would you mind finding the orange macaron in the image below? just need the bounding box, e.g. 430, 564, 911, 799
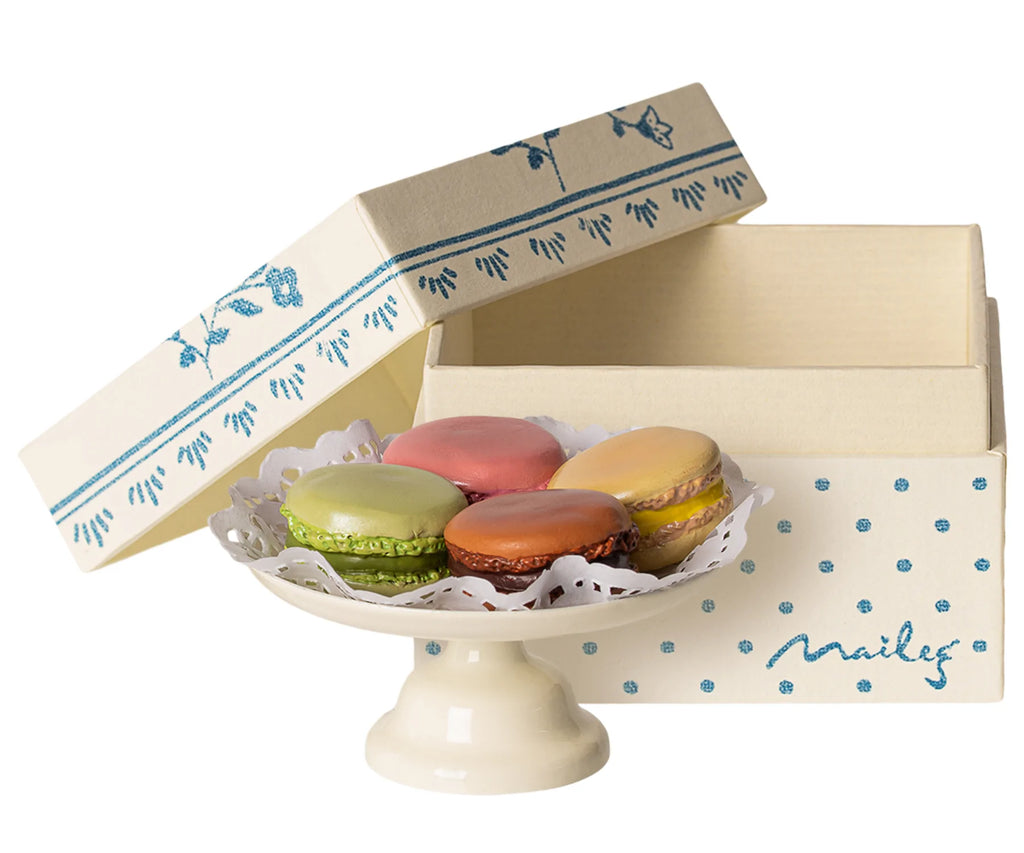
443, 489, 638, 592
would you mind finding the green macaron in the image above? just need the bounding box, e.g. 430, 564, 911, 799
281, 463, 468, 595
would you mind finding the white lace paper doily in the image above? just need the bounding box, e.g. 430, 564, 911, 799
209, 419, 773, 611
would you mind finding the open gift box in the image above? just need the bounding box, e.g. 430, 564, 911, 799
21, 83, 1004, 703
420, 223, 1005, 701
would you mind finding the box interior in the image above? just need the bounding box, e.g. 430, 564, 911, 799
422, 224, 990, 454
440, 225, 984, 369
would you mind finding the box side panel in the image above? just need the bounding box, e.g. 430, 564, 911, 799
20, 201, 426, 570
418, 362, 990, 454
985, 299, 1006, 695
967, 226, 988, 367
356, 84, 765, 325
524, 454, 1005, 702
468, 224, 979, 369
988, 298, 1005, 453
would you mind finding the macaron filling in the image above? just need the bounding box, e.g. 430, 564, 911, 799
628, 463, 724, 512
638, 490, 734, 549
630, 479, 728, 537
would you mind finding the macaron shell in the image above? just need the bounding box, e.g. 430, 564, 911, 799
283, 463, 468, 540
547, 427, 722, 506
382, 416, 566, 495
444, 489, 633, 560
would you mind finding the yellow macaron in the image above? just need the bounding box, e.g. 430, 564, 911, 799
547, 427, 733, 572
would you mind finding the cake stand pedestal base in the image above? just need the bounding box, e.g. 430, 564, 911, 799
365, 639, 608, 794
249, 570, 713, 793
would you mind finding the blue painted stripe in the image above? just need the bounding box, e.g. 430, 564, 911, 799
52, 142, 746, 521
54, 277, 394, 523
50, 272, 392, 516
395, 153, 743, 276
380, 139, 737, 264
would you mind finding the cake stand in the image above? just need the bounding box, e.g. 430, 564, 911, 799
252, 570, 708, 795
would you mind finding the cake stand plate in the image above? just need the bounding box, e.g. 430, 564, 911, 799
253, 571, 704, 794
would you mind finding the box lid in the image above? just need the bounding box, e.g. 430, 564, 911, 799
21, 82, 764, 571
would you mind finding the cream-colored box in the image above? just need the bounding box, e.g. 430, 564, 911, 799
418, 224, 1006, 701
20, 80, 1004, 702
20, 83, 762, 572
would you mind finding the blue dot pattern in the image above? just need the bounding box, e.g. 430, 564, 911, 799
582, 641, 598, 655
425, 641, 441, 656
552, 460, 1002, 703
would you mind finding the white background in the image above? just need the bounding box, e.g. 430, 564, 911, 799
1, 2, 1019, 851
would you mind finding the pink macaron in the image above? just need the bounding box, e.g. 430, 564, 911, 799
382, 416, 567, 503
